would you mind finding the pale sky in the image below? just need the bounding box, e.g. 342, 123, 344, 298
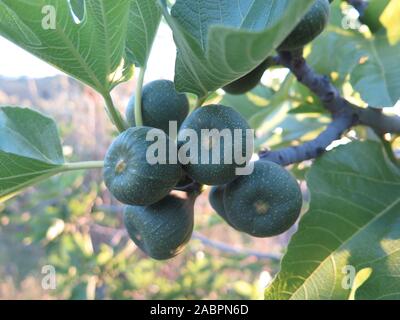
0, 23, 399, 113
0, 22, 176, 83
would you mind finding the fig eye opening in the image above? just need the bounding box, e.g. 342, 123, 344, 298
115, 159, 127, 174
254, 200, 270, 215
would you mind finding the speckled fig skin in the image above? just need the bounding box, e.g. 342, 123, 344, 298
224, 160, 302, 238
177, 105, 253, 186
126, 80, 189, 133
103, 126, 182, 206
123, 194, 195, 260
278, 0, 330, 51
209, 186, 226, 218
223, 58, 273, 95
209, 185, 239, 230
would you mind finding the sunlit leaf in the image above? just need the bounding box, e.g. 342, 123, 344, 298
0, 0, 160, 93
351, 33, 400, 107
0, 107, 98, 203
266, 141, 400, 300
160, 0, 316, 97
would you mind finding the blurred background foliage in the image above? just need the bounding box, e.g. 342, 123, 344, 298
0, 75, 288, 300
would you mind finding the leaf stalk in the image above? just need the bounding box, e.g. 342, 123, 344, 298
103, 93, 127, 133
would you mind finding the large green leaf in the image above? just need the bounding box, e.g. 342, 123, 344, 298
265, 141, 400, 300
125, 0, 161, 66
220, 85, 275, 128
361, 0, 391, 33
308, 29, 364, 86
307, 1, 400, 108
351, 32, 400, 108
0, 0, 160, 93
69, 0, 85, 21
160, 0, 316, 97
256, 114, 328, 151
308, 25, 400, 108
0, 106, 100, 203
379, 0, 400, 45
0, 106, 64, 202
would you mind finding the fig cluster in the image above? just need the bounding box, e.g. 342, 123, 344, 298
101, 0, 330, 260
103, 80, 303, 260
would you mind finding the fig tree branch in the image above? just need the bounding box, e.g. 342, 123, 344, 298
192, 232, 281, 261
276, 51, 400, 133
259, 114, 355, 166
260, 51, 400, 165
94, 205, 280, 261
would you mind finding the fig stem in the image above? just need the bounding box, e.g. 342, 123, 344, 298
194, 93, 209, 110
63, 161, 104, 171
134, 66, 146, 126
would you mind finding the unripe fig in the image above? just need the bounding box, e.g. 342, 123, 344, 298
104, 126, 182, 206
124, 194, 195, 260
224, 160, 302, 237
126, 80, 189, 133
